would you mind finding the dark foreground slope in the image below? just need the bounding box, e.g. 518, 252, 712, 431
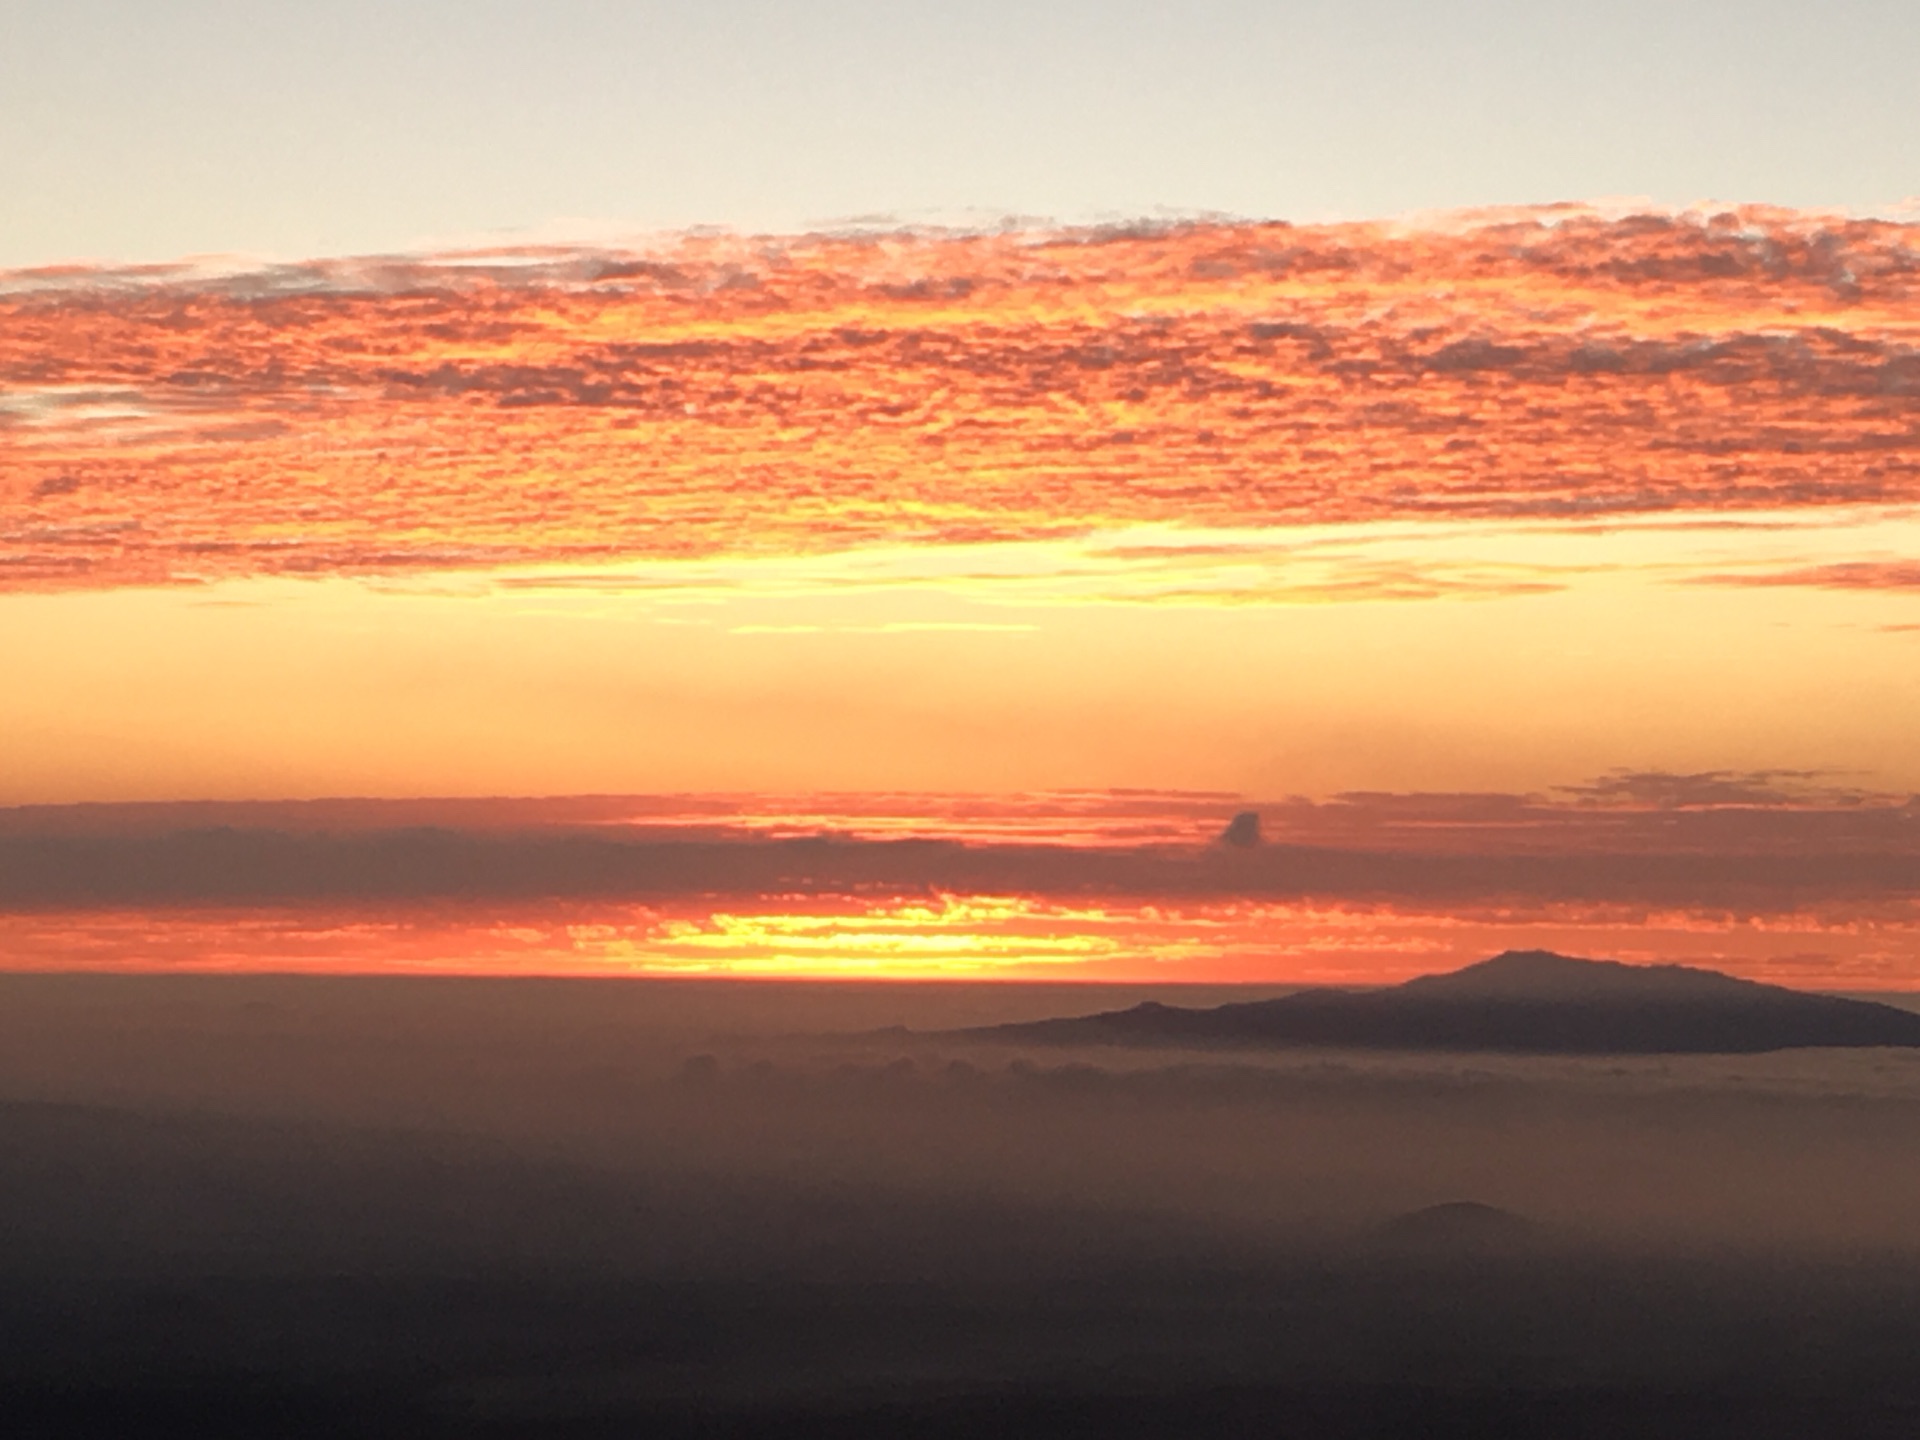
6, 1097, 1920, 1439
973, 950, 1920, 1054
8, 972, 1920, 1437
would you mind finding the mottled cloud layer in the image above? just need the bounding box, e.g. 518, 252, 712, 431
4, 207, 1917, 591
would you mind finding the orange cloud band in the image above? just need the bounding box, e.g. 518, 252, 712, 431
3, 897, 1916, 989
4, 208, 1917, 592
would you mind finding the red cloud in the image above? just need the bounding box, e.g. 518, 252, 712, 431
4, 208, 1918, 591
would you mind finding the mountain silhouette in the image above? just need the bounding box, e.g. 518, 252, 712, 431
1370, 1201, 1539, 1255
969, 950, 1920, 1055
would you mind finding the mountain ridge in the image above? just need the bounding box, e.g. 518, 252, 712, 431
964, 950, 1920, 1055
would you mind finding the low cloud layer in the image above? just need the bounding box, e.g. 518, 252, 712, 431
3, 782, 1917, 987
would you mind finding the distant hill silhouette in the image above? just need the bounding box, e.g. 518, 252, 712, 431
1370, 1202, 1539, 1256
968, 950, 1920, 1055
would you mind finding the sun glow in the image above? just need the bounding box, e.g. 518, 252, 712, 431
627, 897, 1138, 976
4, 889, 1918, 988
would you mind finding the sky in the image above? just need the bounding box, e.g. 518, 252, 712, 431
4, 0, 1918, 267
2, 2, 1918, 983
7, 214, 1919, 801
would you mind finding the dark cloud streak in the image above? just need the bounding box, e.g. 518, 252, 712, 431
3, 814, 1916, 915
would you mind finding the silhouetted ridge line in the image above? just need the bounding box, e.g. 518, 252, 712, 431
967, 950, 1920, 1055
1371, 1201, 1540, 1255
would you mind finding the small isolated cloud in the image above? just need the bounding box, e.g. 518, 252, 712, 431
1219, 812, 1263, 848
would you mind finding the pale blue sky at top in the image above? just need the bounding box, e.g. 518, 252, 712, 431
3, 0, 1917, 268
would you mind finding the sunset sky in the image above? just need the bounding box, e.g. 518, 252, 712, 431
3, 2, 1917, 984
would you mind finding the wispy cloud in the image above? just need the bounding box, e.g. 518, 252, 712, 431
1694, 560, 1920, 592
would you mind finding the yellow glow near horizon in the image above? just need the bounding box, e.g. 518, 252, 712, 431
623, 897, 1140, 976
4, 894, 1919, 988
2, 508, 1917, 805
